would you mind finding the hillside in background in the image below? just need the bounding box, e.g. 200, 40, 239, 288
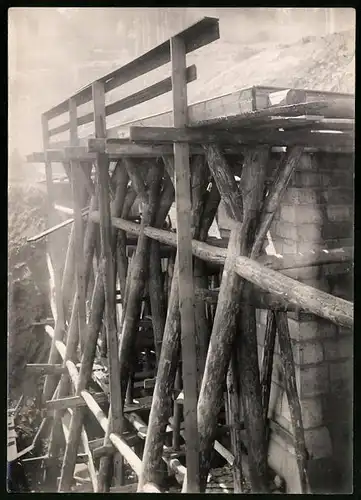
9, 8, 355, 181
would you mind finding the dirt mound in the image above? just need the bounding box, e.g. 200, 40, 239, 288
198, 29, 354, 99
101, 28, 355, 134
8, 182, 52, 397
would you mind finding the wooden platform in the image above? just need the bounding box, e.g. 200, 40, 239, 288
27, 86, 354, 163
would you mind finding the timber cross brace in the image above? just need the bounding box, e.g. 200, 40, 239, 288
24, 16, 354, 494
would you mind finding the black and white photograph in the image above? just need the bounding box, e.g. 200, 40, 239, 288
8, 7, 354, 493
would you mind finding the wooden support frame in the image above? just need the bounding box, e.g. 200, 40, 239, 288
89, 212, 353, 327
25, 14, 354, 494
171, 32, 200, 493
128, 125, 354, 149
92, 80, 125, 492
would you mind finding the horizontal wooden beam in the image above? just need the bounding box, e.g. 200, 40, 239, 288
26, 363, 65, 375
234, 256, 353, 328
90, 212, 354, 274
22, 453, 88, 464
45, 392, 108, 411
43, 17, 219, 120
89, 212, 353, 326
48, 65, 197, 137
92, 444, 114, 459
129, 125, 354, 149
27, 207, 89, 243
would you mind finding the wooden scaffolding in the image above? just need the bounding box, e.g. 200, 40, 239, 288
24, 17, 354, 493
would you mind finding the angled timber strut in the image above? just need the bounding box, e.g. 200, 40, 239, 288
24, 15, 354, 494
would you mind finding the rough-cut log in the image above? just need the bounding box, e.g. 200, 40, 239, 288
116, 186, 137, 301
97, 153, 125, 491
197, 146, 270, 492
172, 368, 182, 450
235, 256, 353, 328
234, 148, 270, 493
260, 311, 277, 424
71, 160, 87, 353
275, 312, 310, 493
45, 326, 148, 488
91, 212, 353, 274
61, 224, 76, 320
149, 169, 175, 364
57, 262, 105, 488
225, 352, 244, 492
191, 155, 211, 387
138, 155, 216, 491
117, 162, 161, 400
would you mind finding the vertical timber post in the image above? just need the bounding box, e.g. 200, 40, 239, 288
92, 80, 124, 491
170, 34, 200, 493
41, 113, 66, 403
69, 97, 87, 354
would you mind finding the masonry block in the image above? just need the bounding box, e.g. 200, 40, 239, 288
275, 221, 322, 242
288, 318, 318, 341
301, 397, 324, 429
304, 426, 332, 459
326, 205, 353, 222
296, 364, 329, 398
286, 265, 321, 281
282, 205, 323, 224
292, 339, 324, 365
321, 262, 353, 277
323, 337, 353, 361
291, 171, 321, 188
283, 188, 318, 205
337, 325, 353, 337
296, 241, 324, 254
296, 153, 315, 171
317, 318, 338, 339
301, 275, 331, 293
277, 392, 324, 430
267, 435, 301, 493
322, 188, 353, 206
328, 360, 353, 390
322, 220, 353, 241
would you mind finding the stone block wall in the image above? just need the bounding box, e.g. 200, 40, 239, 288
257, 152, 353, 493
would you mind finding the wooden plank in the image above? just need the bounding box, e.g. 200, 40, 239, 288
22, 453, 88, 464
45, 393, 108, 411
94, 81, 124, 493
44, 17, 218, 118
171, 34, 199, 494
71, 160, 87, 353
44, 328, 144, 486
48, 65, 197, 137
128, 125, 354, 149
26, 363, 65, 375
109, 91, 354, 141
27, 208, 89, 243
